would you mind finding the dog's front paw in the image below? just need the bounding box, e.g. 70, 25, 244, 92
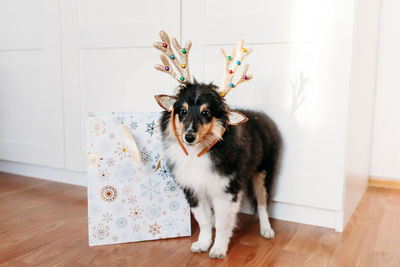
191, 240, 211, 253
209, 245, 227, 259
260, 227, 275, 239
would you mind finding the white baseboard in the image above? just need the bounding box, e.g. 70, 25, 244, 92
270, 202, 343, 232
0, 160, 343, 231
241, 198, 343, 231
0, 160, 87, 187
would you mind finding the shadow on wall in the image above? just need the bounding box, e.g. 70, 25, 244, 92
290, 71, 309, 113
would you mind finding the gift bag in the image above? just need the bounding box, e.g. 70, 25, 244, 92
87, 112, 191, 246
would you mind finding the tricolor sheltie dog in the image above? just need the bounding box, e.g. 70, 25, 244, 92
159, 81, 282, 259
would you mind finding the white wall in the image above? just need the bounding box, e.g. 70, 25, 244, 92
370, 0, 400, 181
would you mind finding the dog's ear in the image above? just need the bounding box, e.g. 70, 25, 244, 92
154, 94, 177, 112
228, 110, 248, 126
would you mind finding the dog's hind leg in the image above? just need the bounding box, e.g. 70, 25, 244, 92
253, 171, 275, 239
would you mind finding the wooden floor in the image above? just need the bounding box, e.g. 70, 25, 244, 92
1, 172, 399, 267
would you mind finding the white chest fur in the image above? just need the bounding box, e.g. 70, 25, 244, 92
163, 141, 229, 198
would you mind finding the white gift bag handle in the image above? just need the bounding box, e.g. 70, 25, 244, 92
121, 124, 162, 173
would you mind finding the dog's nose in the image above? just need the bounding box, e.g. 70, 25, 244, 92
184, 133, 196, 143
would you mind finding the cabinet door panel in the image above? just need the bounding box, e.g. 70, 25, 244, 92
0, 0, 64, 168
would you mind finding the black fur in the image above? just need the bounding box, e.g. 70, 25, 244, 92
160, 81, 282, 209
182, 188, 198, 207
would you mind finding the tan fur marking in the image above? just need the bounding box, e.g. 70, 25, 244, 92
197, 117, 214, 142
200, 104, 208, 113
202, 118, 225, 146
253, 171, 267, 206
178, 119, 185, 140
183, 103, 189, 110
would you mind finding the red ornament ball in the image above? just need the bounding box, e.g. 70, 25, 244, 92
162, 43, 168, 48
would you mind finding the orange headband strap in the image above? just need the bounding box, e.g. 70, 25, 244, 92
171, 108, 188, 156
197, 120, 228, 157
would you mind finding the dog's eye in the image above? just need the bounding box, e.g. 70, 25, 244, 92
179, 108, 187, 116
201, 110, 210, 117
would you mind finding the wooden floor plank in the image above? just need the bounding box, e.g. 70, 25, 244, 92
1, 172, 400, 266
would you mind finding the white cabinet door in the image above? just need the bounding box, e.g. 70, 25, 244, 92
182, 0, 355, 210
61, 0, 181, 171
0, 0, 64, 168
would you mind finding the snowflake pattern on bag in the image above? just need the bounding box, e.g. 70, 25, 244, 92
87, 112, 191, 246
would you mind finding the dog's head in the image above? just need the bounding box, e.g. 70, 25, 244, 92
156, 82, 248, 148
174, 82, 227, 145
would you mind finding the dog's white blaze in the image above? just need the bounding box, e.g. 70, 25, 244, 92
186, 122, 193, 132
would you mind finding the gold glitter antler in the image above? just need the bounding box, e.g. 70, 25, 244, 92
153, 31, 192, 84
220, 39, 253, 97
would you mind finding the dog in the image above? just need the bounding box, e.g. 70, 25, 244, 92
159, 81, 282, 259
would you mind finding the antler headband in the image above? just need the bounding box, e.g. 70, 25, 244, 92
153, 31, 192, 84
153, 31, 252, 157
219, 39, 253, 97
